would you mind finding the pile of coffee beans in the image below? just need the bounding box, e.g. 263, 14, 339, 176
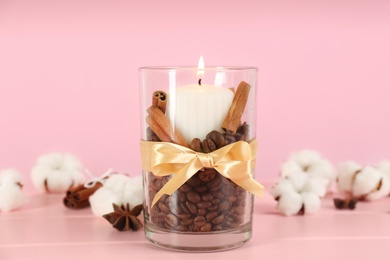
145, 124, 251, 232
146, 169, 248, 232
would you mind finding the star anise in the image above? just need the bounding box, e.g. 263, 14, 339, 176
102, 203, 144, 231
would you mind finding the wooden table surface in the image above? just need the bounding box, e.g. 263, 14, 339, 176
1, 187, 390, 260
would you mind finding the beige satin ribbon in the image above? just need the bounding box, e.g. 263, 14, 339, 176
140, 139, 264, 207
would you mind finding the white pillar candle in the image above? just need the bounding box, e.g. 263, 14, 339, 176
168, 84, 234, 144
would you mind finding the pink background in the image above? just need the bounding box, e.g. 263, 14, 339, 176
1, 0, 390, 189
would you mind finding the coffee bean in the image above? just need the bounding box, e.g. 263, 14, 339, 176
201, 192, 213, 201
194, 185, 208, 193
213, 191, 225, 199
176, 225, 189, 232
207, 176, 222, 190
179, 183, 192, 192
190, 138, 203, 152
200, 223, 212, 232
197, 208, 207, 215
206, 211, 218, 222
198, 169, 216, 182
197, 201, 212, 209
202, 139, 216, 153
222, 186, 235, 196
218, 201, 231, 212
180, 218, 193, 226
178, 192, 186, 202
213, 224, 223, 231
185, 201, 198, 214
187, 175, 201, 186
211, 198, 220, 205
158, 202, 170, 214
180, 202, 191, 214
234, 205, 246, 215
165, 214, 179, 228
186, 191, 201, 204
194, 216, 206, 227
208, 205, 218, 211
206, 130, 225, 148
175, 213, 192, 219
212, 214, 225, 225
155, 212, 167, 223
228, 196, 237, 203
223, 134, 236, 145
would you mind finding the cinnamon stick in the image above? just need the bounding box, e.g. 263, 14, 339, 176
72, 182, 103, 201
146, 106, 189, 147
63, 183, 102, 209
221, 81, 251, 134
152, 91, 167, 114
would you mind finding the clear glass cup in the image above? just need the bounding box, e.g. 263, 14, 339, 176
139, 66, 258, 252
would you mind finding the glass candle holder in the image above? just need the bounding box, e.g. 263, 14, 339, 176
139, 65, 262, 252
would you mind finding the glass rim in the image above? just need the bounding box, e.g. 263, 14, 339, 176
139, 66, 258, 71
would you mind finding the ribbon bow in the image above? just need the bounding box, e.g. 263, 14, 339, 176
140, 139, 264, 207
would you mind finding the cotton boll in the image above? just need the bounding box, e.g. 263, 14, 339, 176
31, 153, 84, 193
276, 190, 303, 216
89, 188, 122, 216
104, 174, 132, 193
31, 165, 50, 191
45, 170, 74, 193
0, 169, 27, 212
0, 185, 27, 212
285, 171, 308, 192
352, 166, 382, 199
306, 159, 335, 183
0, 169, 23, 185
281, 150, 335, 192
337, 161, 362, 193
301, 192, 321, 214
89, 174, 145, 217
122, 176, 144, 208
303, 177, 329, 197
376, 160, 390, 181
280, 160, 302, 177
269, 179, 295, 199
288, 150, 322, 169
361, 172, 390, 201
36, 153, 82, 172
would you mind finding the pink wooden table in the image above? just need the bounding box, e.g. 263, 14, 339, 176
1, 187, 390, 260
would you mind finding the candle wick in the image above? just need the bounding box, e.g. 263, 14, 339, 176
198, 78, 202, 86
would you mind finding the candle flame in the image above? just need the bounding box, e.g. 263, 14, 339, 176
197, 56, 205, 79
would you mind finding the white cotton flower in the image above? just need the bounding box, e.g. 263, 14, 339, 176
31, 153, 84, 193
289, 149, 322, 168
271, 172, 326, 216
337, 161, 362, 193
0, 169, 27, 212
104, 174, 132, 193
280, 149, 335, 191
269, 178, 295, 199
352, 166, 390, 200
303, 177, 329, 198
89, 188, 122, 216
276, 190, 303, 216
122, 175, 144, 209
301, 192, 321, 214
285, 171, 309, 192
376, 160, 390, 183
89, 174, 144, 217
280, 160, 302, 175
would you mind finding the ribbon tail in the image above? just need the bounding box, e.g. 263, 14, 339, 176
151, 158, 203, 207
